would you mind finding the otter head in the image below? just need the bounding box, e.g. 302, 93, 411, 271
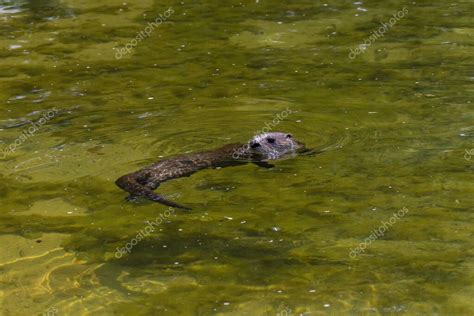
248, 132, 305, 160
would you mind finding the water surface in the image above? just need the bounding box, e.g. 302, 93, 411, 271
0, 0, 473, 315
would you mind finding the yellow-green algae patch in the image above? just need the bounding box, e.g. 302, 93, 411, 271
14, 197, 87, 217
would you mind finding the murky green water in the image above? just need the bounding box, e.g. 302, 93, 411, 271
1, 0, 473, 315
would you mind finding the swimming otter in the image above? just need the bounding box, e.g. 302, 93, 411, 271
115, 132, 305, 210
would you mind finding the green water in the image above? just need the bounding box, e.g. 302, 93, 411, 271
0, 0, 473, 315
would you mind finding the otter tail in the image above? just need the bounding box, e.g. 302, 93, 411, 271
115, 174, 191, 210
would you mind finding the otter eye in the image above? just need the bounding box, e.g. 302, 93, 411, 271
286, 134, 292, 138
250, 142, 261, 148
267, 138, 275, 143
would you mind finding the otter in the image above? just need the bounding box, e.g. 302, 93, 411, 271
115, 132, 305, 210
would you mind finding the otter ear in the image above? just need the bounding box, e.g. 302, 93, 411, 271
250, 141, 261, 148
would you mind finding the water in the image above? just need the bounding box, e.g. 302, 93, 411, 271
0, 0, 473, 315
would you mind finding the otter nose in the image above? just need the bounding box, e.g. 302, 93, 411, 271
250, 141, 261, 148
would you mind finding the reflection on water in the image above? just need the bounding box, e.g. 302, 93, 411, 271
0, 3, 22, 15
0, 0, 473, 315
0, 0, 74, 19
